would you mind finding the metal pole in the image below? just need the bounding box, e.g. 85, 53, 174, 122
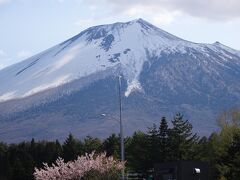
118, 75, 125, 180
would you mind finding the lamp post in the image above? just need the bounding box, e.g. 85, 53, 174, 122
118, 75, 125, 180
101, 75, 125, 179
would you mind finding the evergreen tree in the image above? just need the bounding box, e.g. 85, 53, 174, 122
195, 136, 210, 161
0, 142, 8, 179
44, 142, 62, 163
83, 136, 102, 154
8, 142, 34, 180
103, 133, 119, 158
29, 138, 36, 167
125, 131, 149, 175
213, 124, 240, 180
63, 133, 83, 162
225, 133, 240, 179
147, 123, 160, 165
169, 113, 198, 160
54, 140, 63, 160
158, 117, 170, 162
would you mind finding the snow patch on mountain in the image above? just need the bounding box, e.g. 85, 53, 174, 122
0, 91, 16, 102
125, 79, 143, 97
23, 75, 71, 97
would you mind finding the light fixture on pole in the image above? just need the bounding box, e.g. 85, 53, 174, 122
100, 75, 125, 179
118, 75, 125, 180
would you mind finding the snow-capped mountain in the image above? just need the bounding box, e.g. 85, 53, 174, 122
0, 19, 240, 142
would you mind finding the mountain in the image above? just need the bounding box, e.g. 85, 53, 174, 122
0, 18, 240, 142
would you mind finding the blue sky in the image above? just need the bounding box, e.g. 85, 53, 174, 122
0, 0, 240, 69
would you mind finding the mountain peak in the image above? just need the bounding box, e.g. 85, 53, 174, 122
130, 18, 146, 23
128, 18, 157, 29
64, 18, 180, 46
213, 41, 223, 46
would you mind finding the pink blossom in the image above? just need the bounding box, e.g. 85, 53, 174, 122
34, 152, 125, 180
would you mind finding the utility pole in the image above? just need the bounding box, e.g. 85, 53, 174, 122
118, 75, 125, 180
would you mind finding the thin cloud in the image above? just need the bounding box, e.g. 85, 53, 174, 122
119, 4, 182, 25
57, 0, 65, 3
0, 64, 4, 70
102, 0, 240, 21
0, 0, 11, 5
0, 49, 12, 70
0, 49, 6, 56
74, 18, 95, 28
17, 50, 32, 60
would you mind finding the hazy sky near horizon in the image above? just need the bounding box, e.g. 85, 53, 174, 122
0, 0, 239, 69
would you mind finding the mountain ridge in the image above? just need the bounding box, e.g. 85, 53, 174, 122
0, 19, 239, 142
1, 18, 239, 102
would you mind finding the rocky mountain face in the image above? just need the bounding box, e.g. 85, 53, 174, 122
0, 19, 240, 142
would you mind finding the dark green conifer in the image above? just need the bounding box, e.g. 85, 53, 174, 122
103, 133, 119, 158
158, 117, 170, 162
169, 113, 198, 160
62, 133, 81, 161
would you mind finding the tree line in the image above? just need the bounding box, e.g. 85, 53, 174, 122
0, 111, 240, 180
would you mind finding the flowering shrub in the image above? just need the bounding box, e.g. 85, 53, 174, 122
34, 152, 124, 180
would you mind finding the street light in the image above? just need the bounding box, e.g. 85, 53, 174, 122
118, 75, 125, 180
101, 75, 125, 180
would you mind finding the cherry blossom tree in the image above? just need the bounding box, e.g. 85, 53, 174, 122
34, 152, 124, 180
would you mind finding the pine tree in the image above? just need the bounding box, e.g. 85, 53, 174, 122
103, 133, 119, 158
147, 123, 160, 165
158, 117, 170, 162
169, 113, 198, 160
225, 133, 240, 179
0, 142, 8, 179
63, 133, 82, 162
54, 140, 62, 160
30, 138, 36, 165
217, 131, 240, 180
83, 136, 102, 154
125, 131, 149, 175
